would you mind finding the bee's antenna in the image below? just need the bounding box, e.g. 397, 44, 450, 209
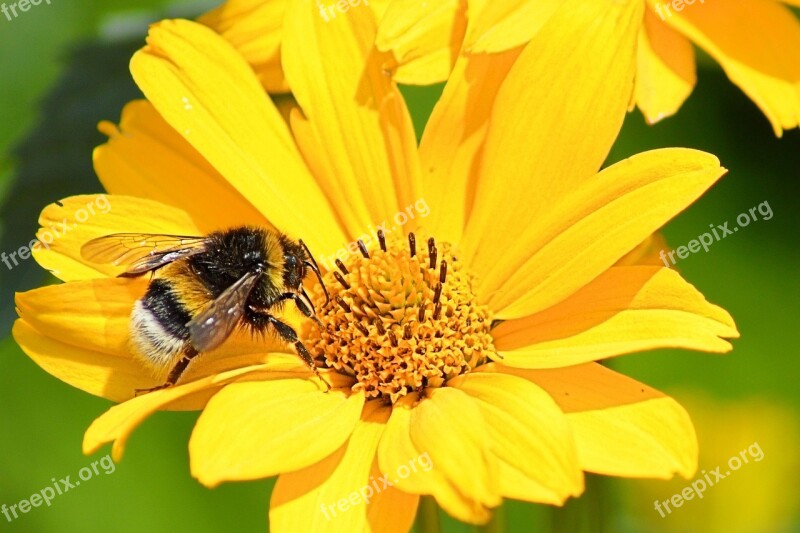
299, 239, 330, 306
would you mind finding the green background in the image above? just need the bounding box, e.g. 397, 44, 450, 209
1, 1, 798, 531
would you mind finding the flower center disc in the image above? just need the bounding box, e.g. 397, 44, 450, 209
306, 232, 496, 403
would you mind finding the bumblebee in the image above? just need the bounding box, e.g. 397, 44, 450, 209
81, 226, 329, 395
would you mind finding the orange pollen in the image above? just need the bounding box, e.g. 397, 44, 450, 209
306, 232, 498, 403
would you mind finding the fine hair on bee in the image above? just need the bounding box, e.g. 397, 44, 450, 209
81, 226, 330, 395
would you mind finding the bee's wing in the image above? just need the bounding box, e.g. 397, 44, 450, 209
81, 233, 208, 277
186, 270, 261, 352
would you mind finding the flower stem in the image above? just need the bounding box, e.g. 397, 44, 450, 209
415, 496, 441, 533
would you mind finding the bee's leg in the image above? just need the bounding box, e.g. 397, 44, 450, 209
265, 314, 330, 391
134, 345, 200, 396
276, 292, 322, 327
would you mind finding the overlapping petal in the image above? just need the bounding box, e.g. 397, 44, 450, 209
375, 0, 466, 85
449, 372, 584, 503
283, 0, 421, 243
476, 149, 726, 320
270, 402, 417, 532
500, 363, 698, 478
635, 6, 696, 124
190, 379, 364, 487
198, 0, 289, 93
462, 0, 642, 285
494, 265, 738, 368
130, 19, 346, 253
94, 100, 268, 231
31, 195, 200, 282
653, 0, 800, 136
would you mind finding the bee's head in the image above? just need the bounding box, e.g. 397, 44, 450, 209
282, 238, 329, 306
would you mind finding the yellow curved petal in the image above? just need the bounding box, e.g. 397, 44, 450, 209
418, 47, 521, 244
464, 0, 561, 54
497, 363, 698, 479
494, 265, 738, 368
12, 319, 149, 402
635, 6, 696, 124
189, 380, 364, 487
270, 402, 401, 532
653, 0, 800, 136
283, 0, 421, 244
377, 396, 490, 523
130, 19, 345, 253
409, 387, 500, 522
615, 233, 670, 266
31, 194, 200, 282
365, 461, 420, 533
449, 372, 583, 503
462, 0, 643, 290
83, 363, 275, 461
16, 277, 146, 357
198, 0, 289, 93
94, 100, 268, 231
375, 0, 466, 85
477, 148, 726, 320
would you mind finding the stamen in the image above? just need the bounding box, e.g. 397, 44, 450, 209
433, 301, 442, 320
357, 240, 370, 258
335, 296, 351, 313
355, 322, 369, 336
335, 259, 349, 275
418, 305, 426, 321
439, 260, 447, 283
433, 282, 443, 305
387, 330, 398, 347
408, 233, 416, 257
428, 237, 437, 269
375, 319, 386, 335
377, 229, 387, 251
333, 271, 350, 290
403, 323, 412, 340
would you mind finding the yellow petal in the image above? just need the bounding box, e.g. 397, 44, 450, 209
499, 363, 698, 479
283, 0, 421, 242
409, 387, 500, 522
653, 0, 800, 136
16, 277, 146, 357
450, 372, 583, 504
476, 148, 726, 319
365, 460, 420, 533
419, 48, 522, 244
12, 319, 149, 402
94, 100, 268, 231
130, 19, 345, 253
31, 195, 200, 281
190, 380, 364, 487
377, 396, 489, 523
494, 265, 738, 368
464, 0, 562, 53
198, 0, 289, 93
375, 0, 466, 85
270, 402, 405, 532
462, 0, 643, 292
635, 6, 696, 124
615, 233, 670, 266
83, 363, 275, 461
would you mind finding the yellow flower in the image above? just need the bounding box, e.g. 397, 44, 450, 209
14, 0, 739, 529
379, 0, 800, 135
